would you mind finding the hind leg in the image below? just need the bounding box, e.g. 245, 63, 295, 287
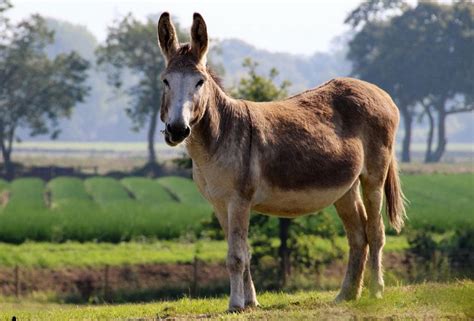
360, 145, 393, 298
334, 180, 368, 301
360, 174, 386, 299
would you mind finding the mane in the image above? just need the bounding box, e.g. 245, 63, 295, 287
207, 67, 225, 92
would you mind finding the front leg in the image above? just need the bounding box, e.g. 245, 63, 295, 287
215, 204, 258, 309
226, 200, 251, 312
243, 245, 259, 307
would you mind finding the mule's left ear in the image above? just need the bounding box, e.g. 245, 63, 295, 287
191, 13, 208, 65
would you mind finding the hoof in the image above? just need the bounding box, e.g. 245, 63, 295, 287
334, 291, 358, 303
227, 305, 245, 313
245, 300, 260, 308
370, 290, 383, 299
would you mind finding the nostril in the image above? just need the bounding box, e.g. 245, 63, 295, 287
166, 123, 172, 132
184, 126, 191, 136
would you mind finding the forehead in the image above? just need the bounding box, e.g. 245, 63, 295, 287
164, 62, 203, 79
163, 44, 206, 76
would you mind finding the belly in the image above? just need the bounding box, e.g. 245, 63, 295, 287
251, 183, 352, 218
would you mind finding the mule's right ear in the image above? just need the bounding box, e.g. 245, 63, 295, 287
157, 12, 179, 62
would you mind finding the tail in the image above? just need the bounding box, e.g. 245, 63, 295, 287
384, 155, 407, 233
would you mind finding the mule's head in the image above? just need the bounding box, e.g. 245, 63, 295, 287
158, 12, 211, 146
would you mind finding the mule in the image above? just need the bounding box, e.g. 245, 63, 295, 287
157, 12, 406, 311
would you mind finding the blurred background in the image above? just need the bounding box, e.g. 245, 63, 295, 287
0, 0, 472, 305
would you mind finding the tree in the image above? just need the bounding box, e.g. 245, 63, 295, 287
346, 0, 416, 162
346, 0, 474, 162
97, 14, 187, 168
233, 58, 292, 286
0, 12, 90, 178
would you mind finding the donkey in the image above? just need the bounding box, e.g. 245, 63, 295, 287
157, 12, 406, 311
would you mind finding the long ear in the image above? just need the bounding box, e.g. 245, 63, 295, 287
157, 12, 179, 62
191, 13, 208, 65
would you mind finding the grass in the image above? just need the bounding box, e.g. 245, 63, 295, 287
0, 235, 407, 268
0, 241, 227, 268
402, 173, 474, 231
0, 179, 8, 193
0, 281, 472, 320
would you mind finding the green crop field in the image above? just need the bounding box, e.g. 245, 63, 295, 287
0, 176, 213, 243
121, 177, 176, 203
0, 174, 471, 243
0, 281, 472, 320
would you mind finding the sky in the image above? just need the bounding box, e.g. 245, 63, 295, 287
6, 0, 363, 56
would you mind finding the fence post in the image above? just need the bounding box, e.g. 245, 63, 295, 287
104, 265, 110, 301
14, 266, 19, 297
191, 255, 199, 297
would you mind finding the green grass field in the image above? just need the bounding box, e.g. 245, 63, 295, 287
0, 281, 472, 320
0, 173, 471, 243
0, 235, 409, 268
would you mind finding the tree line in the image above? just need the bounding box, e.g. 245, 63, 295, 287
346, 0, 473, 162
1, 0, 473, 179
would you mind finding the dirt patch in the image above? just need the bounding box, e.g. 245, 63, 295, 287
0, 253, 415, 303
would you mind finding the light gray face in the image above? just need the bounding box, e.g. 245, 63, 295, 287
161, 71, 206, 146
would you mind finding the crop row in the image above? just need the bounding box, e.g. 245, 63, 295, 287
0, 173, 471, 243
0, 176, 212, 243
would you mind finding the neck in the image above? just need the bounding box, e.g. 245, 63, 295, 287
186, 80, 248, 163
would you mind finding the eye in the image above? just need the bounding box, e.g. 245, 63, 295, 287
196, 79, 204, 88
163, 79, 169, 87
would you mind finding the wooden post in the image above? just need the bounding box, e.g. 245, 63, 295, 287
104, 265, 110, 301
191, 256, 199, 297
14, 266, 19, 297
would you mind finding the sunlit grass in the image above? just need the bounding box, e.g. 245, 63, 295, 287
0, 281, 471, 320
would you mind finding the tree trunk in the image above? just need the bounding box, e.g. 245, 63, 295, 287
278, 218, 291, 288
428, 109, 447, 163
0, 127, 15, 179
147, 107, 159, 164
0, 139, 13, 179
401, 111, 412, 163
424, 104, 435, 163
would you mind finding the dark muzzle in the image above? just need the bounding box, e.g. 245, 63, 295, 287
164, 122, 191, 146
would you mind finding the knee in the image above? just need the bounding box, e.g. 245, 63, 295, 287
348, 227, 368, 247
227, 253, 245, 274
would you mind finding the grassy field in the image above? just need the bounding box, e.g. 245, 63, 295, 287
0, 173, 471, 243
0, 281, 472, 320
0, 235, 409, 268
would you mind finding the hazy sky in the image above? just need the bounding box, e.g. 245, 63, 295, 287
6, 0, 363, 55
